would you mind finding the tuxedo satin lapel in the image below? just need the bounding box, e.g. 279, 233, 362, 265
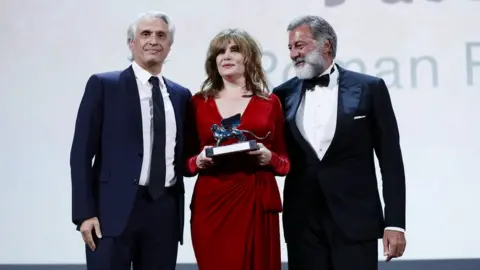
285, 81, 303, 122
323, 65, 363, 160
163, 78, 182, 137
285, 80, 318, 159
123, 66, 143, 143
339, 71, 362, 115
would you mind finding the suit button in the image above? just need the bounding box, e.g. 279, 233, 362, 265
138, 152, 143, 157
133, 179, 139, 184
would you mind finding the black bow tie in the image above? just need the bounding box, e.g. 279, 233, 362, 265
304, 66, 335, 90
304, 74, 330, 88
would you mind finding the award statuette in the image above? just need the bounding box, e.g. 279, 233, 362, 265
205, 113, 270, 158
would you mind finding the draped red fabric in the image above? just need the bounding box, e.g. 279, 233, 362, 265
184, 93, 290, 270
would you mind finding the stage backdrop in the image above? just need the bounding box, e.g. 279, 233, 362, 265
0, 0, 479, 266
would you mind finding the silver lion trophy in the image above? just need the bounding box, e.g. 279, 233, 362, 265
205, 113, 271, 158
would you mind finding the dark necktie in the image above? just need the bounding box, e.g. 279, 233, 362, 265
147, 76, 166, 200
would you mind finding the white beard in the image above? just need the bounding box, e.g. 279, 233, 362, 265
293, 50, 326, 79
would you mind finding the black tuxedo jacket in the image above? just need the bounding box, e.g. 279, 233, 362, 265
273, 64, 406, 242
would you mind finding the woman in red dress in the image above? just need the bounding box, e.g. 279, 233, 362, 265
184, 28, 290, 270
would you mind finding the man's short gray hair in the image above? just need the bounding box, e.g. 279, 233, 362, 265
127, 11, 175, 61
287, 15, 337, 58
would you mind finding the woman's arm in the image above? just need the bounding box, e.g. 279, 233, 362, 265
266, 94, 290, 176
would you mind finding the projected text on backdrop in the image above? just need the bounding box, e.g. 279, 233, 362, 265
263, 42, 480, 88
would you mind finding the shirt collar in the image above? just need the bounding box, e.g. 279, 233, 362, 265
320, 61, 335, 76
131, 61, 165, 89
320, 61, 338, 88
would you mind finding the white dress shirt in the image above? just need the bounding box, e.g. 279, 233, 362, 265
295, 62, 405, 233
132, 61, 177, 187
295, 63, 338, 160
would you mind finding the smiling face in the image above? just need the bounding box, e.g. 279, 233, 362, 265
200, 29, 270, 98
215, 41, 245, 80
288, 24, 330, 79
129, 17, 171, 71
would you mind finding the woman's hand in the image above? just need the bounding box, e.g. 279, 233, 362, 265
248, 143, 272, 166
196, 146, 214, 169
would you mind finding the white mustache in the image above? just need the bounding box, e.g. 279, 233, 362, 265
294, 57, 305, 64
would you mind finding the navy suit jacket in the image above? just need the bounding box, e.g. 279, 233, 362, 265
70, 65, 191, 244
273, 64, 406, 242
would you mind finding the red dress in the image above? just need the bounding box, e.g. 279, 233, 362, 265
185, 93, 290, 270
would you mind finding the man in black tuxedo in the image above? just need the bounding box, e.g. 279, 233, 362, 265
70, 11, 191, 269
273, 15, 407, 270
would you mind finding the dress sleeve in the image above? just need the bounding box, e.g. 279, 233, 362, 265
184, 96, 201, 176
267, 94, 290, 176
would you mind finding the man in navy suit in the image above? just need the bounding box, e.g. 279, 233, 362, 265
273, 15, 407, 270
70, 11, 191, 270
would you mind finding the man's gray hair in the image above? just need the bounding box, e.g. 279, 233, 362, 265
127, 11, 175, 61
287, 15, 337, 58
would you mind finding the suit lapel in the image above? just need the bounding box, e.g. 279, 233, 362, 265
122, 66, 143, 144
322, 65, 363, 160
285, 80, 318, 160
337, 65, 362, 115
163, 78, 182, 141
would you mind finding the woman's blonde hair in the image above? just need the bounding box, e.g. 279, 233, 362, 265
199, 28, 270, 98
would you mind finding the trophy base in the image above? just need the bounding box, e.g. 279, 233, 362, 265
205, 140, 258, 158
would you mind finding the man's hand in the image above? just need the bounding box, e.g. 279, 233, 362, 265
80, 217, 102, 251
383, 230, 406, 262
